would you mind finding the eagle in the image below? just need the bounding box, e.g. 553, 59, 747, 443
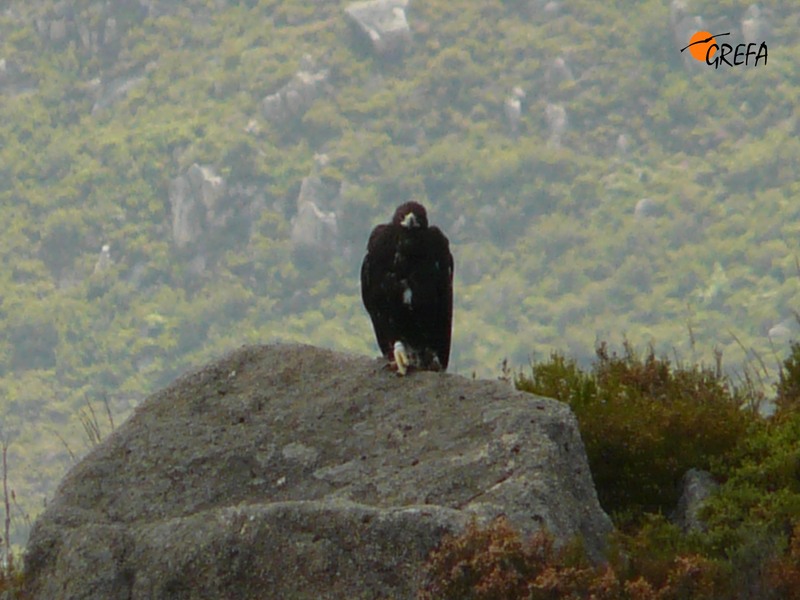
360, 202, 453, 375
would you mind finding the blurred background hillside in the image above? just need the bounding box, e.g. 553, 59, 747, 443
0, 0, 797, 547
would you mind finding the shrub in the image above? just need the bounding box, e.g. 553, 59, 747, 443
419, 517, 545, 600
418, 517, 611, 600
776, 341, 800, 415
698, 409, 800, 595
516, 342, 751, 518
0, 554, 26, 599
419, 517, 729, 600
765, 521, 800, 600
511, 340, 800, 597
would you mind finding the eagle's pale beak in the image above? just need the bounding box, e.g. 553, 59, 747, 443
400, 212, 418, 228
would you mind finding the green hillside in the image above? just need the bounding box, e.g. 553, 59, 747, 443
0, 0, 797, 547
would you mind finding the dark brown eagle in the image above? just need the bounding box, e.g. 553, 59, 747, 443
360, 202, 453, 374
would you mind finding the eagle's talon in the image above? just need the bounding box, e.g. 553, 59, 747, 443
393, 341, 409, 376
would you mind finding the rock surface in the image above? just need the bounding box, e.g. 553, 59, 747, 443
168, 163, 227, 249
545, 102, 568, 147
290, 175, 340, 254
24, 343, 612, 599
260, 55, 330, 124
671, 468, 719, 533
345, 0, 412, 57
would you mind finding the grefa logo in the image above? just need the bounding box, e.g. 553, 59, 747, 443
681, 31, 768, 69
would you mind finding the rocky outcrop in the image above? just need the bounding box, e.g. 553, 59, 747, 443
769, 318, 800, 342
741, 4, 770, 44
24, 344, 612, 599
634, 197, 662, 219
670, 0, 707, 68
168, 163, 227, 249
345, 0, 412, 57
290, 174, 340, 254
92, 244, 112, 275
32, 1, 148, 54
545, 102, 568, 147
671, 468, 719, 533
503, 86, 526, 138
91, 74, 147, 115
260, 55, 330, 124
546, 56, 574, 90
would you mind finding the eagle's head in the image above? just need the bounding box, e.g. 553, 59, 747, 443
392, 202, 428, 229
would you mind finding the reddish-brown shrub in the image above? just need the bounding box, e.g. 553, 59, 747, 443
419, 518, 731, 600
765, 522, 800, 599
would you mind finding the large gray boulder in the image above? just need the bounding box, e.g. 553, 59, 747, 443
24, 344, 612, 599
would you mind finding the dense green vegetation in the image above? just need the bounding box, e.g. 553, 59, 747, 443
420, 344, 800, 599
516, 342, 753, 518
0, 0, 797, 562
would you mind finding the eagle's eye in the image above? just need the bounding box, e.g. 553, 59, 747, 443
400, 212, 419, 228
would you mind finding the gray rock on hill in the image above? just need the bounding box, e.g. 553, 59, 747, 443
290, 174, 340, 254
24, 344, 612, 599
260, 62, 330, 124
168, 163, 227, 250
345, 0, 412, 57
